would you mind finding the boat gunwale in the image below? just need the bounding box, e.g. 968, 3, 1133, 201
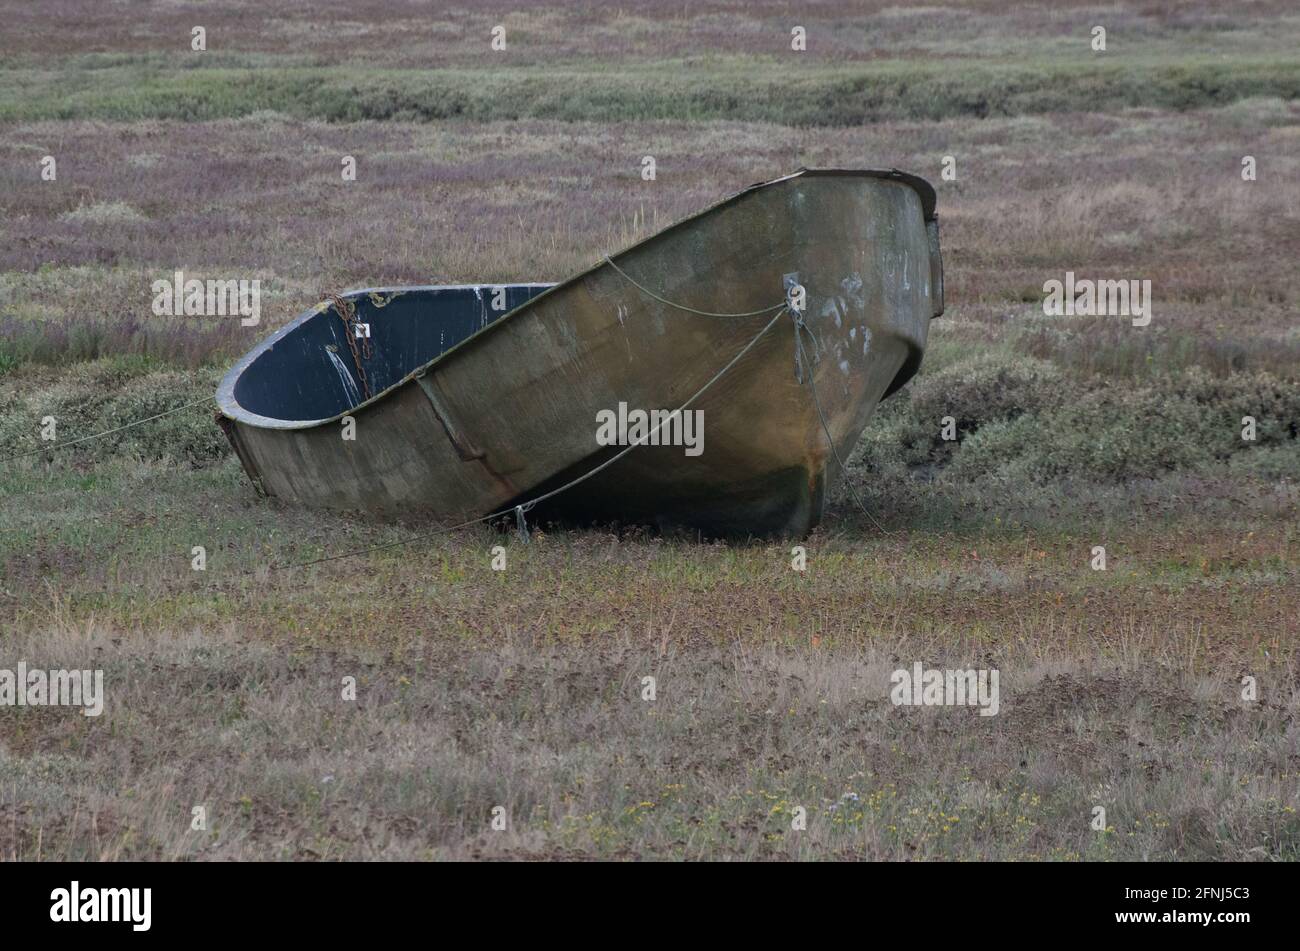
216, 167, 937, 431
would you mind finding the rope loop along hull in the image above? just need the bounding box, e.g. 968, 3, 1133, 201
216, 169, 942, 538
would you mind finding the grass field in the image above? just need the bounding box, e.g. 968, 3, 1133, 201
0, 0, 1297, 860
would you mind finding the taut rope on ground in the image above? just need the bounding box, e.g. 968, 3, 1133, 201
0, 397, 214, 465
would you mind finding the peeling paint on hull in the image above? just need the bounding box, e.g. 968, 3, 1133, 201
216, 168, 943, 538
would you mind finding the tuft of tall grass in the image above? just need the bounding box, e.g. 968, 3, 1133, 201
859, 353, 1300, 490
0, 358, 225, 465
0, 313, 248, 373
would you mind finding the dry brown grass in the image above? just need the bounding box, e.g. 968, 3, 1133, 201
3, 616, 1297, 861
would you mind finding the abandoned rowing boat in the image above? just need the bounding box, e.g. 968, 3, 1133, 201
216, 168, 943, 537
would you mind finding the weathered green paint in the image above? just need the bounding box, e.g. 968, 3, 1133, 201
217, 168, 942, 537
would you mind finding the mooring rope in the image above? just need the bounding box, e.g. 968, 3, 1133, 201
269, 306, 788, 571
0, 397, 214, 464
603, 256, 789, 319
607, 253, 894, 533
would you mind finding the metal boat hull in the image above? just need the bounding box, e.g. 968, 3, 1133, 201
217, 168, 943, 538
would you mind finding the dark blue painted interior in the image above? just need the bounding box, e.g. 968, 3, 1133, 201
232, 284, 552, 422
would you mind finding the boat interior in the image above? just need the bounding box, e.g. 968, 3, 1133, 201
228, 284, 553, 423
